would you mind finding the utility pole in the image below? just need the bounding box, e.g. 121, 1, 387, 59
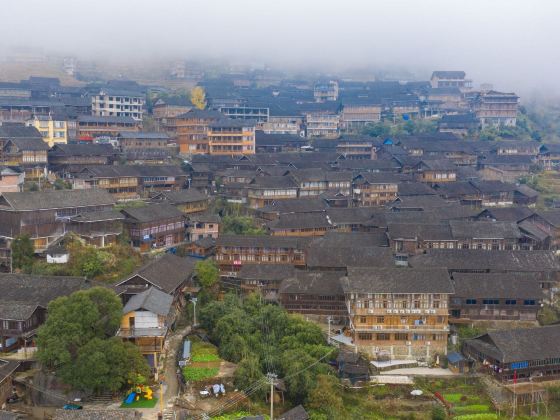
327, 316, 332, 344
267, 372, 277, 420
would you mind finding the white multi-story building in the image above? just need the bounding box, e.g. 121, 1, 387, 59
91, 88, 145, 121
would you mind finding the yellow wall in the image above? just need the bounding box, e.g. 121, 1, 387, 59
30, 117, 68, 147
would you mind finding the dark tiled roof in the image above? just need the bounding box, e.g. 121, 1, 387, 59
398, 182, 436, 196
217, 235, 312, 249
52, 409, 141, 420
410, 249, 560, 272
342, 267, 453, 294
279, 271, 344, 295
118, 131, 169, 140
121, 203, 184, 223
470, 180, 517, 193
5, 137, 49, 151
78, 115, 137, 124
306, 246, 394, 269
278, 405, 309, 420
0, 274, 91, 308
151, 189, 208, 204
449, 220, 521, 239
248, 176, 298, 189
387, 223, 453, 241
268, 213, 332, 230
534, 210, 560, 227
476, 207, 534, 223
0, 124, 42, 138
118, 254, 197, 294
431, 71, 466, 79
259, 198, 327, 215
175, 109, 223, 120
0, 189, 115, 211
49, 143, 116, 156
451, 272, 544, 299
0, 302, 39, 321
315, 231, 388, 248
122, 287, 173, 316
238, 264, 295, 281
71, 209, 124, 222
466, 325, 560, 363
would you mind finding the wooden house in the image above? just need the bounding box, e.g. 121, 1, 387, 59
463, 325, 560, 383
352, 173, 401, 207
1, 137, 48, 180
341, 267, 453, 360
121, 203, 185, 252
246, 176, 298, 208
279, 271, 346, 319
118, 287, 173, 370
0, 274, 91, 351
150, 189, 209, 214
0, 189, 115, 251
115, 254, 197, 305
450, 272, 543, 322
215, 235, 311, 273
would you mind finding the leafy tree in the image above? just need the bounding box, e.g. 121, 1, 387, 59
11, 234, 35, 271
190, 86, 207, 110
234, 354, 266, 399
222, 215, 265, 235
36, 287, 147, 393
28, 182, 39, 192
220, 334, 250, 363
71, 338, 150, 393
53, 179, 71, 190
281, 349, 318, 404
431, 405, 446, 420
538, 304, 560, 325
195, 259, 220, 289
306, 374, 344, 418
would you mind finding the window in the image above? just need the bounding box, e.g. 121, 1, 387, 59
376, 333, 390, 341
524, 300, 536, 306
358, 332, 372, 341
394, 333, 408, 341
376, 316, 385, 323
466, 299, 477, 305
360, 316, 367, 324
483, 299, 499, 305
505, 299, 517, 305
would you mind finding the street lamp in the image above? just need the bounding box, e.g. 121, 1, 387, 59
191, 297, 198, 327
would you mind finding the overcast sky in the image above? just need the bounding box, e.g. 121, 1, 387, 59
2, 0, 559, 95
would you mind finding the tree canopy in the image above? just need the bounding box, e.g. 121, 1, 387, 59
190, 86, 207, 110
195, 259, 220, 289
199, 294, 334, 404
11, 234, 34, 271
37, 287, 149, 393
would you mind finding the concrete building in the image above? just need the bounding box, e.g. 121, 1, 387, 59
91, 88, 145, 121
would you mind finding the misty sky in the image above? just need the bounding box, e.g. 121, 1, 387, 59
2, 0, 560, 94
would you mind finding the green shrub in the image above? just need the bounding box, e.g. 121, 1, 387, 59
443, 393, 463, 403
182, 366, 219, 381
453, 414, 497, 420
453, 405, 490, 415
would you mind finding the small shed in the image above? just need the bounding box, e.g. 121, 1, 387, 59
179, 339, 191, 366
447, 351, 468, 374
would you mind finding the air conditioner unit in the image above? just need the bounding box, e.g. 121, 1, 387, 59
406, 341, 412, 346
400, 309, 405, 314
424, 309, 430, 314
368, 309, 374, 314
386, 309, 392, 314
405, 309, 411, 314
431, 309, 436, 314
405, 325, 409, 330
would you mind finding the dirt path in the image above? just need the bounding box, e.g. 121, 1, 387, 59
163, 326, 191, 404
